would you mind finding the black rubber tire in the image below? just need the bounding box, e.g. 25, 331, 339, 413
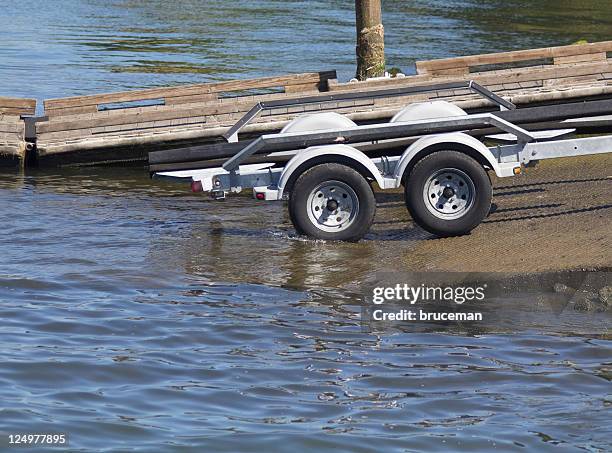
288, 163, 376, 242
404, 151, 492, 237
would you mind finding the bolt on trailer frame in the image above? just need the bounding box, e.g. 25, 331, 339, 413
155, 80, 612, 241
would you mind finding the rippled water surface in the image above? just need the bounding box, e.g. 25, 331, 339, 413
2, 0, 612, 100
1, 169, 610, 451
1, 1, 612, 451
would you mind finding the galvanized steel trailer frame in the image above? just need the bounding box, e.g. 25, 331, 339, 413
155, 80, 612, 240
221, 80, 516, 143
164, 119, 612, 196
149, 83, 612, 172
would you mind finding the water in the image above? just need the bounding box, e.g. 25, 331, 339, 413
1, 169, 610, 451
2, 0, 612, 100
1, 1, 612, 451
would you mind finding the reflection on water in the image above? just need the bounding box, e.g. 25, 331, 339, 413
0, 168, 610, 451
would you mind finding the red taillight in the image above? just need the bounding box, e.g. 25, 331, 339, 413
255, 192, 265, 200
191, 180, 203, 192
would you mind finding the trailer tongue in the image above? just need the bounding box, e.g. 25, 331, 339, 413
151, 81, 612, 242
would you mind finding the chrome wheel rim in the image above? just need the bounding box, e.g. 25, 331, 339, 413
423, 168, 475, 220
307, 180, 359, 232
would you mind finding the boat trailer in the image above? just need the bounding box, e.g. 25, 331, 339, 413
151, 81, 612, 241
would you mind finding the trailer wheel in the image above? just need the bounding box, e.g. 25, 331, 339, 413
288, 163, 376, 242
405, 151, 492, 237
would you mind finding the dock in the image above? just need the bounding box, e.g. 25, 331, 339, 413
2, 40, 612, 169
0, 97, 35, 167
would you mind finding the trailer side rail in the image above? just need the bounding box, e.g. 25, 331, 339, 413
222, 80, 516, 143
222, 113, 535, 171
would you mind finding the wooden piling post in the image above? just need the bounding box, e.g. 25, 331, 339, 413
355, 0, 385, 81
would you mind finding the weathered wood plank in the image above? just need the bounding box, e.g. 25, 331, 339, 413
1, 109, 29, 116
38, 106, 213, 134
0, 122, 25, 133
328, 74, 433, 92
44, 71, 336, 113
519, 80, 544, 89
470, 61, 611, 86
0, 131, 24, 141
0, 96, 37, 114
165, 93, 218, 105
424, 67, 469, 77
0, 99, 33, 109
48, 83, 342, 118
0, 135, 26, 167
416, 41, 612, 74
0, 108, 36, 116
45, 88, 210, 112
284, 82, 321, 94
329, 61, 612, 94
554, 52, 607, 65
209, 70, 336, 93
0, 143, 23, 152
44, 105, 99, 117
39, 87, 359, 136
544, 76, 606, 87
0, 144, 25, 166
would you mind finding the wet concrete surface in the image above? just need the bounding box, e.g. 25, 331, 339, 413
371, 154, 611, 273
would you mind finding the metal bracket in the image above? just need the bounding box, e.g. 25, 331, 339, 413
224, 102, 264, 143
223, 137, 267, 171
21, 116, 48, 142
468, 81, 516, 111
380, 155, 391, 176
211, 190, 226, 200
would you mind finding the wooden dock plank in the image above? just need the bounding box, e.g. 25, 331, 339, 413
328, 61, 612, 95
416, 40, 612, 75
0, 96, 36, 115
165, 93, 218, 105
43, 71, 336, 115
38, 97, 290, 135
37, 85, 612, 161
26, 41, 612, 167
0, 96, 34, 166
554, 52, 607, 65
0, 122, 24, 134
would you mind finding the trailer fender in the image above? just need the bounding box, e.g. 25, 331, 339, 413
393, 132, 508, 185
281, 112, 357, 134
390, 101, 467, 123
277, 144, 385, 198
